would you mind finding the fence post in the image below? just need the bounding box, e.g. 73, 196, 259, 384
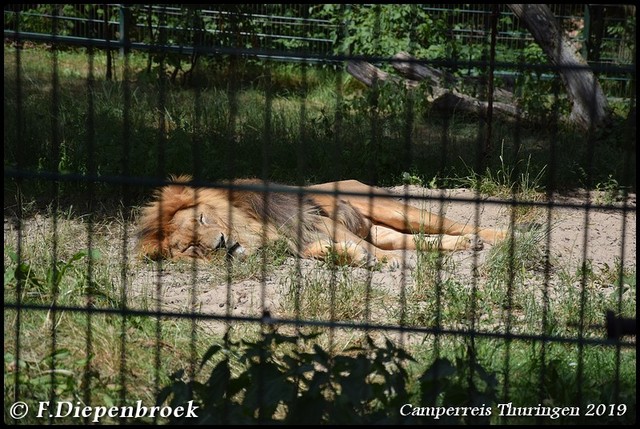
119, 4, 130, 56
582, 4, 590, 61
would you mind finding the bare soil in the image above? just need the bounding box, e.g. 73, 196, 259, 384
5, 186, 636, 337
127, 187, 637, 331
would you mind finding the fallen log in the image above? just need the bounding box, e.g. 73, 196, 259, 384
346, 58, 524, 122
430, 91, 522, 121
391, 52, 515, 103
346, 60, 419, 89
390, 51, 456, 87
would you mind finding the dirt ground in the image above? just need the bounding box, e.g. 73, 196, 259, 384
119, 186, 636, 329
5, 185, 635, 335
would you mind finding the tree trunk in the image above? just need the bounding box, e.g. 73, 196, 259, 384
508, 4, 610, 130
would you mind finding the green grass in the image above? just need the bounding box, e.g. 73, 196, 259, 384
4, 43, 636, 211
405, 337, 636, 424
4, 199, 636, 424
279, 264, 387, 323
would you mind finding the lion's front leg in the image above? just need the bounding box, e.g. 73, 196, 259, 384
301, 239, 378, 268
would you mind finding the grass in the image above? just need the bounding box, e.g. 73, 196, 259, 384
3, 208, 271, 424
4, 44, 636, 207
279, 264, 386, 323
457, 139, 547, 223
4, 188, 636, 424
3, 44, 636, 423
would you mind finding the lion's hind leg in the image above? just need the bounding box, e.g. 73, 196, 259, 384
369, 224, 483, 251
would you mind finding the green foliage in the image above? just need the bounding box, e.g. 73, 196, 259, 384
418, 355, 497, 424
157, 331, 415, 424
155, 331, 523, 424
314, 4, 503, 69
280, 266, 385, 322
457, 141, 547, 221
4, 349, 92, 410
159, 331, 636, 424
401, 171, 424, 186
5, 248, 101, 298
404, 248, 468, 328
318, 5, 436, 59
595, 174, 626, 204
5, 5, 80, 35
4, 45, 635, 202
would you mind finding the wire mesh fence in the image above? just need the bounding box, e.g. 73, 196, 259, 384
3, 3, 636, 425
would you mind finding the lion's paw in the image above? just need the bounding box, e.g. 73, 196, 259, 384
360, 251, 379, 269
463, 234, 484, 251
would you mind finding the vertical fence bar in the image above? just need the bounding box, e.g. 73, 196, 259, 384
119, 4, 129, 56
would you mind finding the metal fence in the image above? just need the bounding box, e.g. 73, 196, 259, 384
3, 4, 635, 61
3, 3, 637, 425
4, 3, 634, 95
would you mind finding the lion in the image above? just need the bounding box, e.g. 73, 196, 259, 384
137, 175, 507, 267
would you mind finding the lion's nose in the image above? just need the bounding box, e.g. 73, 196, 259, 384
229, 243, 246, 261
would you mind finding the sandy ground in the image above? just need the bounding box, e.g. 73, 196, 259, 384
5, 186, 636, 335
125, 186, 637, 330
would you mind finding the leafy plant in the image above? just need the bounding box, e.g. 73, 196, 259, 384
157, 331, 415, 424
4, 349, 88, 405
458, 140, 546, 222
280, 266, 385, 322
595, 174, 625, 204
417, 354, 497, 424
5, 248, 101, 298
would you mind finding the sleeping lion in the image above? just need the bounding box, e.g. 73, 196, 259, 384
137, 176, 507, 267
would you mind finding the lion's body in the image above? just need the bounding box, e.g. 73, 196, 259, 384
137, 176, 507, 267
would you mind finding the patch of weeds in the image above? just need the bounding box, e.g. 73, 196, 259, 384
402, 237, 465, 328
483, 226, 548, 286
416, 353, 497, 424
479, 226, 549, 330
459, 140, 546, 223
279, 265, 384, 322
554, 258, 637, 335
4, 247, 106, 305
595, 174, 626, 205
401, 171, 424, 186
162, 330, 555, 424
4, 348, 103, 424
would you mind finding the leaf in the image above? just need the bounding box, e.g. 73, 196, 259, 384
5, 248, 18, 263
156, 385, 175, 407
311, 344, 331, 367
4, 267, 16, 285
199, 344, 223, 369
420, 358, 456, 382
243, 362, 294, 419
42, 348, 71, 366
204, 359, 231, 401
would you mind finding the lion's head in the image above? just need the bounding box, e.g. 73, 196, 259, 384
137, 176, 247, 261
165, 207, 246, 259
